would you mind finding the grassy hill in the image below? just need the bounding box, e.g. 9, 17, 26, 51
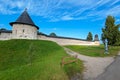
0, 40, 83, 80
65, 45, 120, 57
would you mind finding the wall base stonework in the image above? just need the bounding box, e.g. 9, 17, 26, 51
0, 32, 100, 46
0, 33, 12, 40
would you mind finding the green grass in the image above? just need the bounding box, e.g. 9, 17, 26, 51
0, 39, 84, 80
65, 45, 120, 57
63, 58, 83, 79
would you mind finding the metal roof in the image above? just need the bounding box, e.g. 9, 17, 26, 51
10, 9, 39, 29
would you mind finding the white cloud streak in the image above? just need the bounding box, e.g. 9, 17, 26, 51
0, 0, 120, 21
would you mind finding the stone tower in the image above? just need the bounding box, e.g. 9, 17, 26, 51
94, 34, 99, 41
10, 9, 39, 39
94, 34, 100, 45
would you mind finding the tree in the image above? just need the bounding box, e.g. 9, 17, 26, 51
86, 32, 93, 41
102, 15, 120, 46
49, 32, 57, 37
113, 24, 120, 45
0, 28, 6, 30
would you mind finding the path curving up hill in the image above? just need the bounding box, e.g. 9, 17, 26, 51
64, 47, 114, 80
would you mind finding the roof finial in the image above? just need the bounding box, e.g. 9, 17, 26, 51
25, 8, 27, 11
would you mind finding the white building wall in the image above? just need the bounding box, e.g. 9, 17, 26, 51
38, 35, 100, 46
0, 32, 100, 46
0, 32, 12, 40
12, 24, 37, 39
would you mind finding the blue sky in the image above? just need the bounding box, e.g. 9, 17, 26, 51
0, 0, 120, 40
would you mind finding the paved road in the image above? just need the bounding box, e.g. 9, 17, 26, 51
64, 47, 114, 80
96, 56, 120, 80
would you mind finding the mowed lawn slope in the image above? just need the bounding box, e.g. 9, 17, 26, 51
0, 40, 83, 80
65, 45, 120, 57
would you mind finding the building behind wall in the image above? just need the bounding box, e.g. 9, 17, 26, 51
0, 9, 100, 46
0, 29, 12, 40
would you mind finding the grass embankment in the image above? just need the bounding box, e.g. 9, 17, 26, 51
0, 40, 84, 80
65, 45, 120, 57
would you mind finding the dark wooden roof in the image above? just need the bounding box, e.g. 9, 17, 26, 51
0, 29, 12, 33
94, 34, 99, 41
10, 9, 39, 29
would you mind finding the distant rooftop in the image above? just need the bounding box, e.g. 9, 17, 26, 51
10, 9, 39, 29
0, 29, 12, 33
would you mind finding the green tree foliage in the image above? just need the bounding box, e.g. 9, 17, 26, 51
86, 32, 93, 41
102, 15, 120, 46
49, 32, 57, 37
0, 28, 6, 30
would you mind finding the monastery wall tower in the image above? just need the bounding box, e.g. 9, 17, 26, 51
10, 9, 39, 39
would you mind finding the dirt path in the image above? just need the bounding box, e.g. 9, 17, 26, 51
64, 47, 114, 80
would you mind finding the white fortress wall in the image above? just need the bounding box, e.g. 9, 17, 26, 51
0, 32, 12, 40
0, 32, 100, 46
38, 35, 100, 46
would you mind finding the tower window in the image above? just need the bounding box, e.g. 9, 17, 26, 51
23, 29, 24, 33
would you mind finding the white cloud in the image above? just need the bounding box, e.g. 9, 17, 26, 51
61, 15, 73, 20
0, 0, 120, 21
116, 19, 120, 23
110, 0, 120, 6
52, 28, 57, 31
96, 0, 111, 6
105, 6, 120, 16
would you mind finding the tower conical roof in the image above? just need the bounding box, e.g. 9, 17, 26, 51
10, 9, 39, 29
